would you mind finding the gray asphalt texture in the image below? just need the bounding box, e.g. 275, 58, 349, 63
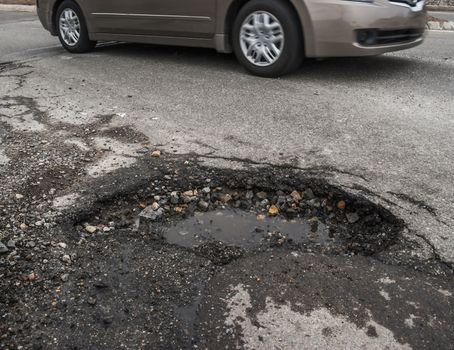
1, 8, 453, 350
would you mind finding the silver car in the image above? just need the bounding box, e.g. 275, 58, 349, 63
37, 0, 427, 77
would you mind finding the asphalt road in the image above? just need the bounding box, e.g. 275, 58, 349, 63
430, 10, 454, 21
3, 10, 452, 261
1, 8, 454, 350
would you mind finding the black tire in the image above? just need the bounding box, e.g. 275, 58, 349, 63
232, 0, 304, 77
56, 0, 96, 53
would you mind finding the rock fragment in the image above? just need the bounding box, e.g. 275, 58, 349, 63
346, 212, 360, 224
85, 225, 97, 234
198, 200, 209, 211
268, 205, 279, 216
0, 242, 8, 254
290, 191, 302, 202
337, 200, 346, 210
140, 205, 164, 221
256, 191, 267, 200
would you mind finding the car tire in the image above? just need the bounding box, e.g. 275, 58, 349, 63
232, 0, 304, 77
56, 0, 96, 53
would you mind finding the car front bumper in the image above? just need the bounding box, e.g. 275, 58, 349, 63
304, 0, 427, 57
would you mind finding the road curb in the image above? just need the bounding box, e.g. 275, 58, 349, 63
427, 20, 454, 29
427, 5, 454, 11
0, 4, 35, 12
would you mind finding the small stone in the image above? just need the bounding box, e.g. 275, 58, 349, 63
6, 240, 16, 249
304, 188, 315, 199
174, 206, 184, 214
170, 191, 179, 204
0, 242, 8, 254
61, 254, 71, 263
268, 205, 279, 216
221, 194, 232, 203
140, 206, 163, 221
151, 150, 161, 157
337, 200, 346, 210
183, 190, 194, 197
61, 273, 69, 282
15, 193, 24, 199
198, 200, 209, 211
136, 147, 150, 154
151, 202, 160, 211
260, 199, 270, 207
245, 190, 254, 200
256, 191, 268, 200
202, 187, 211, 194
20, 223, 28, 230
346, 212, 360, 224
57, 242, 67, 249
307, 199, 321, 208
27, 272, 37, 282
256, 214, 266, 221
85, 225, 97, 234
87, 297, 97, 305
290, 191, 302, 202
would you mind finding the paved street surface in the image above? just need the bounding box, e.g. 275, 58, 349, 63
1, 8, 453, 350
430, 10, 454, 22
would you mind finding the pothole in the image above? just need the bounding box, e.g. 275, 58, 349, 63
73, 167, 404, 265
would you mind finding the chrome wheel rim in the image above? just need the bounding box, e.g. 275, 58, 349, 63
240, 11, 284, 67
59, 8, 81, 47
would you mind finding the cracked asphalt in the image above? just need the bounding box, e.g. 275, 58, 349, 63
1, 8, 454, 350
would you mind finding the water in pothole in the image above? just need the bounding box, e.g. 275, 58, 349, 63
162, 209, 332, 249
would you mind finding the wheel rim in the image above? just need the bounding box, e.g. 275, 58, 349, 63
239, 11, 284, 67
59, 8, 81, 47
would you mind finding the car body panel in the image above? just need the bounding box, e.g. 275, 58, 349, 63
37, 0, 427, 57
83, 0, 216, 38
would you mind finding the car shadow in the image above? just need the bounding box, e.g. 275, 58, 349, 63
93, 41, 438, 83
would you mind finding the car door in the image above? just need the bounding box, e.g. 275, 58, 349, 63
82, 0, 216, 38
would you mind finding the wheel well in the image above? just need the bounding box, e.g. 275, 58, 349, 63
51, 0, 64, 33
51, 0, 82, 34
224, 0, 304, 48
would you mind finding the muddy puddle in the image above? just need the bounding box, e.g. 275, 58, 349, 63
163, 209, 331, 249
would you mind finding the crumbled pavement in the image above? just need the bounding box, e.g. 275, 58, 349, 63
1, 150, 453, 349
